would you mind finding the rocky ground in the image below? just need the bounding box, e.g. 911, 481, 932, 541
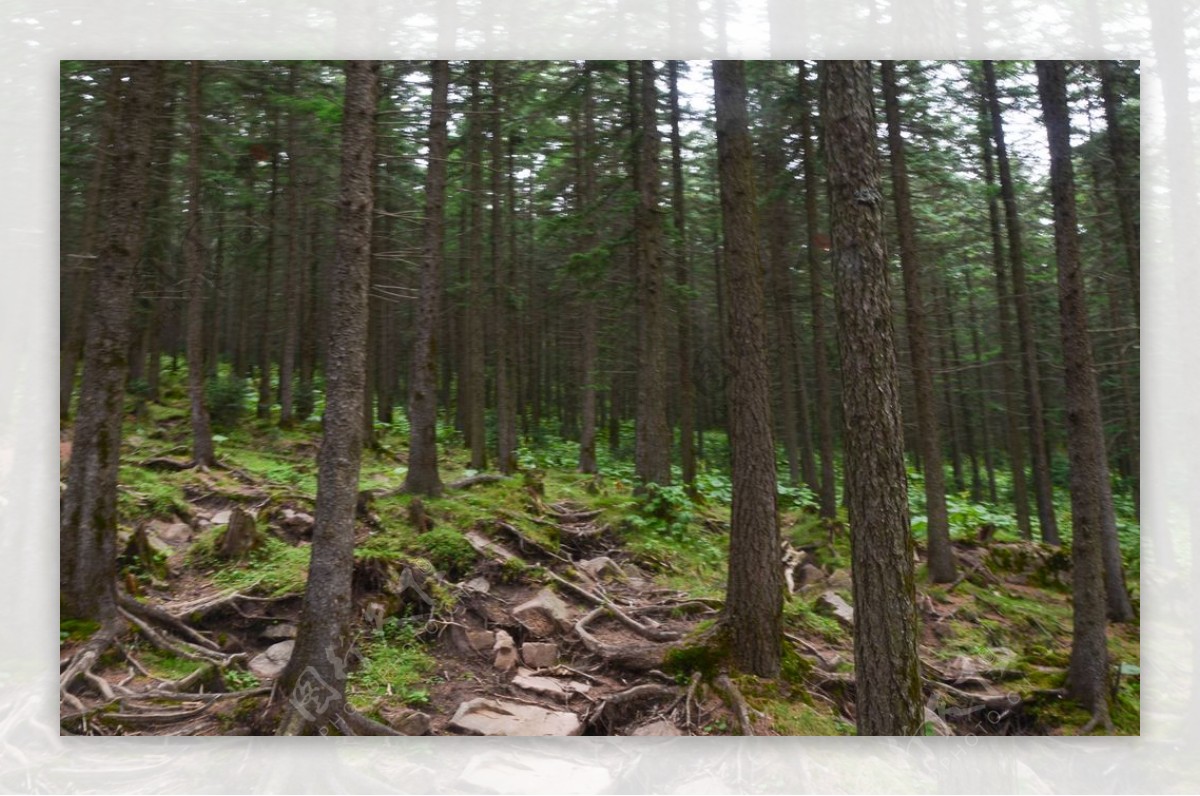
58, 393, 1141, 737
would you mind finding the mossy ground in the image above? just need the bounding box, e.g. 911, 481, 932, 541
71, 364, 1140, 736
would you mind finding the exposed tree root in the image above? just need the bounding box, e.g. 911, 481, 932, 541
574, 607, 672, 671
713, 673, 755, 736
448, 473, 505, 490
587, 682, 679, 733
118, 592, 220, 650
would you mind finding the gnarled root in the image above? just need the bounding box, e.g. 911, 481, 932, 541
713, 673, 755, 736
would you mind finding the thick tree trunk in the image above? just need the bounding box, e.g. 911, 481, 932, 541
984, 60, 1060, 546
881, 61, 956, 583
823, 59, 922, 736
713, 60, 783, 679
576, 63, 600, 476
278, 61, 379, 733
184, 61, 216, 467
1097, 60, 1139, 322
403, 60, 450, 496
257, 132, 279, 420
61, 70, 119, 421
965, 269, 999, 503
1035, 61, 1118, 726
631, 60, 672, 488
798, 60, 839, 520
60, 61, 159, 622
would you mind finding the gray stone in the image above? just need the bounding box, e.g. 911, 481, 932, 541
148, 518, 192, 546
511, 668, 590, 697
520, 641, 558, 669
248, 640, 294, 679
493, 629, 519, 672
464, 576, 491, 594
512, 588, 572, 638
631, 718, 683, 736
815, 591, 854, 627
261, 622, 297, 641
449, 698, 582, 736
797, 564, 826, 590
577, 557, 624, 581
384, 707, 432, 736
210, 509, 233, 526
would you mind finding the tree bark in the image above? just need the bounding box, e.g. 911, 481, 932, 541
278, 60, 379, 732
983, 60, 1060, 546
279, 63, 302, 429
60, 61, 159, 622
975, 66, 1032, 538
464, 62, 488, 470
798, 60, 839, 520
184, 60, 216, 467
1097, 60, 1139, 322
823, 59, 922, 736
1035, 61, 1119, 725
402, 60, 450, 496
668, 60, 697, 487
713, 60, 783, 679
632, 60, 672, 488
881, 61, 955, 583
493, 63, 518, 475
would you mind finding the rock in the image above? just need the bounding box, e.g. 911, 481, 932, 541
493, 629, 519, 672
577, 557, 624, 581
520, 641, 558, 669
511, 668, 590, 697
261, 622, 297, 641
217, 507, 262, 560
382, 707, 431, 736
815, 590, 854, 627
631, 718, 683, 736
211, 509, 233, 526
147, 518, 192, 546
449, 697, 582, 736
249, 640, 294, 679
826, 569, 852, 591
797, 563, 826, 590
923, 706, 954, 736
464, 576, 491, 594
451, 627, 495, 654
512, 589, 572, 638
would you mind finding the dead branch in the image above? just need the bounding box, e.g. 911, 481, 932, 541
448, 473, 505, 490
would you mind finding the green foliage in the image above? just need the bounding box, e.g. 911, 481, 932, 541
117, 465, 189, 519
783, 596, 845, 643
414, 527, 476, 578
204, 536, 311, 597
224, 668, 261, 691
138, 649, 206, 679
60, 618, 101, 643
348, 619, 437, 711
205, 375, 249, 430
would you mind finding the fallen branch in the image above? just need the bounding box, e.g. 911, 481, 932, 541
448, 473, 505, 490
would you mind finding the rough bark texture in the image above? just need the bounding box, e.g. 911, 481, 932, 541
257, 126, 279, 420
713, 60, 783, 679
60, 61, 159, 622
576, 63, 600, 476
975, 69, 1032, 539
668, 60, 696, 487
184, 60, 216, 468
983, 60, 1060, 546
823, 60, 922, 737
632, 60, 672, 488
402, 60, 450, 496
1035, 61, 1115, 720
278, 61, 379, 731
61, 69, 119, 421
798, 60, 839, 520
881, 61, 955, 583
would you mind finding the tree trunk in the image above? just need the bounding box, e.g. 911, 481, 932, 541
493, 63, 518, 475
257, 128, 279, 420
279, 63, 302, 429
60, 61, 159, 623
576, 63, 600, 476
1097, 60, 1139, 322
464, 62, 487, 470
668, 60, 697, 487
631, 60, 672, 488
402, 60, 450, 496
278, 60, 379, 733
965, 268, 999, 503
881, 61, 955, 583
798, 60, 839, 521
983, 60, 1060, 546
184, 60, 216, 467
975, 66, 1032, 538
1034, 61, 1117, 726
713, 59, 782, 679
823, 59, 922, 736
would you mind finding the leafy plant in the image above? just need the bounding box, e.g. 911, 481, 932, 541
206, 375, 249, 430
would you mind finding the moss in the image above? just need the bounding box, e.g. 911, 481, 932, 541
209, 537, 312, 597
139, 649, 206, 679
60, 618, 101, 643
347, 622, 437, 711
414, 527, 477, 578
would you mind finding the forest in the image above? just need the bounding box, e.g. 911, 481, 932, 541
58, 59, 1140, 737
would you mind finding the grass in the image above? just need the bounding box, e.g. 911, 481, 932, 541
347, 620, 438, 712
208, 536, 312, 597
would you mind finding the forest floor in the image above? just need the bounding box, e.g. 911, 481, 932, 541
59, 381, 1141, 737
